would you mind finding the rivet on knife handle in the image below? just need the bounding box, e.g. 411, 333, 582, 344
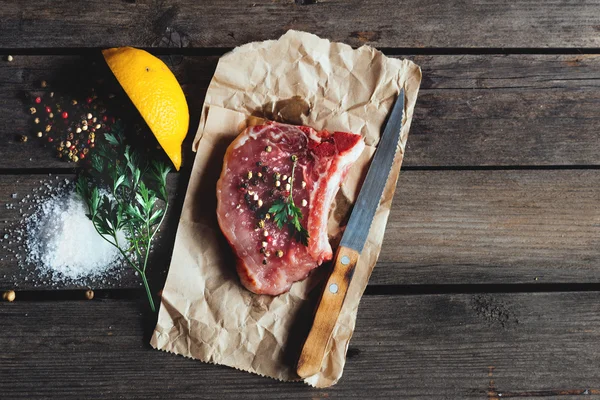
297, 245, 360, 378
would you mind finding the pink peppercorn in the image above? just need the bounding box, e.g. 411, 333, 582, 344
86, 97, 93, 104
35, 97, 42, 104
61, 111, 68, 119
45, 106, 51, 113
79, 153, 85, 159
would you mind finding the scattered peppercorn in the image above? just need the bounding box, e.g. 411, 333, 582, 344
3, 290, 16, 302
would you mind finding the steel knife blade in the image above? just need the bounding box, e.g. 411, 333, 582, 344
297, 89, 405, 378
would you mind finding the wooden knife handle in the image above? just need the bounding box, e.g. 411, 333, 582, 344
297, 245, 360, 378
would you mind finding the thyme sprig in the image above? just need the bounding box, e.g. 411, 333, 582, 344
268, 155, 309, 246
76, 123, 170, 312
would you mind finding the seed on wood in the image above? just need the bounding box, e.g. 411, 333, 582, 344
34, 118, 40, 124
6, 55, 13, 62
85, 290, 94, 300
29, 107, 36, 114
2, 290, 15, 302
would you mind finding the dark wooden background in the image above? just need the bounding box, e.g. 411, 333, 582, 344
1, 1, 600, 398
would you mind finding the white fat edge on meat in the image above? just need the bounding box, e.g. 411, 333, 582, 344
308, 136, 366, 262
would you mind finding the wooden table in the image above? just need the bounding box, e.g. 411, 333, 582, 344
2, 2, 600, 398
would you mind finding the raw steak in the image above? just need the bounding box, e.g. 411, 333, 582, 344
216, 122, 365, 295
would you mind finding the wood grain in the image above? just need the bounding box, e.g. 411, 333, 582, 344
2, 293, 600, 398
3, 1, 600, 48
2, 54, 600, 170
1, 169, 598, 290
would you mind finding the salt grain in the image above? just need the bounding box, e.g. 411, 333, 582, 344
25, 190, 126, 280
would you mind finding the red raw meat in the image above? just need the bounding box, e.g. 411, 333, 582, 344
216, 122, 365, 295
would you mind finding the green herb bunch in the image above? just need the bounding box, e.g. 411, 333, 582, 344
268, 155, 309, 246
76, 123, 170, 312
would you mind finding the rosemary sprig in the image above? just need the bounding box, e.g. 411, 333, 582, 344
76, 123, 170, 312
268, 155, 309, 246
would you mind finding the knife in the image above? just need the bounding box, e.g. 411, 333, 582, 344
297, 88, 405, 379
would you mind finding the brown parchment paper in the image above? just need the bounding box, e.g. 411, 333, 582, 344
151, 30, 421, 387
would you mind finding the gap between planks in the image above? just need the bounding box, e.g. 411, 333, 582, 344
4, 47, 600, 56
8, 283, 600, 303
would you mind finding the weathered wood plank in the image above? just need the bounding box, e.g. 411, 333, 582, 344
0, 174, 187, 291
2, 293, 600, 398
2, 169, 598, 290
0, 54, 216, 170
3, 1, 600, 48
2, 54, 600, 169
375, 169, 600, 285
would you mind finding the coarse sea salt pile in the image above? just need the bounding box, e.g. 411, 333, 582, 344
25, 189, 127, 281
